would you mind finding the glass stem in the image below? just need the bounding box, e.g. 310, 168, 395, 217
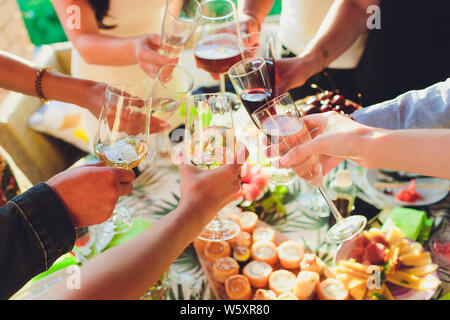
319, 186, 344, 223
219, 73, 226, 92
206, 214, 223, 232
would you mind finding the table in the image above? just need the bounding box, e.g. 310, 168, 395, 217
115, 154, 449, 300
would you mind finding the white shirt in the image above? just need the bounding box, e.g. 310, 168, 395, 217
278, 0, 367, 69
71, 0, 166, 88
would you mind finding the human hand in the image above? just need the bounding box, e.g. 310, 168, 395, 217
275, 55, 320, 94
135, 34, 178, 78
173, 142, 249, 225
279, 112, 377, 176
46, 163, 135, 228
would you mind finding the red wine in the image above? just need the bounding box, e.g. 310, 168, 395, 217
194, 33, 242, 74
265, 58, 276, 93
261, 114, 323, 187
240, 88, 272, 116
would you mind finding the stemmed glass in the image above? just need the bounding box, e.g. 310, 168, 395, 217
228, 57, 297, 185
251, 93, 367, 244
150, 63, 194, 157
193, 0, 243, 92
239, 31, 276, 94
159, 0, 201, 58
94, 84, 152, 234
185, 93, 240, 241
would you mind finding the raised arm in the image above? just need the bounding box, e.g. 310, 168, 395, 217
0, 50, 105, 117
280, 112, 450, 180
51, 0, 176, 77
276, 0, 380, 93
41, 145, 248, 300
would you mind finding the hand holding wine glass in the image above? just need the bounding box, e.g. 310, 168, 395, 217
251, 93, 367, 244
94, 84, 152, 233
184, 93, 243, 241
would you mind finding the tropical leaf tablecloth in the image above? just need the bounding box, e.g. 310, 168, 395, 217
115, 155, 449, 300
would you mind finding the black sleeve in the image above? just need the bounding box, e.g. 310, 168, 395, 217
0, 183, 75, 299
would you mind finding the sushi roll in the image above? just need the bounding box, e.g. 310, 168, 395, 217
251, 241, 278, 266
277, 291, 299, 300
223, 214, 242, 228
229, 231, 252, 249
252, 227, 276, 243
254, 289, 277, 300
299, 253, 325, 275
278, 240, 305, 269
233, 246, 251, 266
317, 279, 349, 300
213, 257, 239, 284
243, 260, 273, 288
239, 211, 258, 233
268, 270, 296, 296
204, 241, 231, 262
225, 275, 252, 300
294, 271, 320, 300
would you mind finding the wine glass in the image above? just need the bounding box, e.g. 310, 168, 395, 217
193, 0, 243, 92
239, 31, 276, 94
150, 63, 194, 157
159, 0, 201, 58
185, 93, 240, 241
251, 93, 367, 244
228, 57, 297, 185
94, 84, 152, 234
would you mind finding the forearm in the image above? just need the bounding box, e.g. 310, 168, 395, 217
300, 0, 377, 76
242, 0, 275, 25
74, 34, 138, 66
43, 201, 215, 300
353, 78, 450, 130
0, 183, 75, 299
362, 128, 450, 179
0, 51, 105, 117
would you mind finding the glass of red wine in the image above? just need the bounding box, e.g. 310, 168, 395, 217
251, 93, 367, 244
193, 0, 243, 92
228, 57, 297, 185
239, 31, 276, 94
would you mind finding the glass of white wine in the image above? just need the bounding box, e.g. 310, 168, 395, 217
185, 93, 240, 241
94, 84, 152, 234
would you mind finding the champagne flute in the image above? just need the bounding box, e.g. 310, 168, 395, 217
251, 93, 367, 244
185, 93, 240, 241
159, 0, 201, 58
94, 84, 152, 234
150, 63, 194, 157
228, 57, 297, 185
193, 0, 243, 92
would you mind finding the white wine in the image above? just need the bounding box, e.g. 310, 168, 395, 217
160, 35, 186, 58
95, 137, 149, 170
189, 125, 236, 170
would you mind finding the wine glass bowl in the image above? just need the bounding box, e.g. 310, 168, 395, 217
94, 84, 152, 234
160, 0, 201, 58
193, 0, 243, 91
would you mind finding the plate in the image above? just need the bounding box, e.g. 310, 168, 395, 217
335, 236, 441, 300
365, 169, 449, 206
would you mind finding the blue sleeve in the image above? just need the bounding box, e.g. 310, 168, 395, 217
352, 78, 450, 130
0, 183, 75, 299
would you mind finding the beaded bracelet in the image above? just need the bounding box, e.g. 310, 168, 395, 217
34, 66, 53, 103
